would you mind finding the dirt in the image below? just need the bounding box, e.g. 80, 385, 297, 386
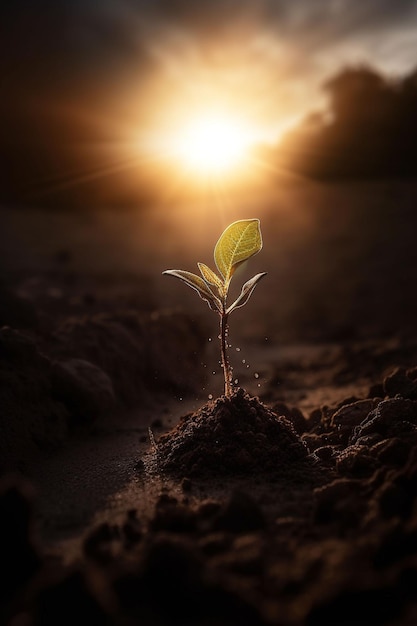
2, 335, 417, 626
2, 188, 417, 625
154, 389, 311, 478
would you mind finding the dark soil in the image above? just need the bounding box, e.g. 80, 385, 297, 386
2, 194, 417, 625
3, 355, 417, 626
155, 388, 310, 478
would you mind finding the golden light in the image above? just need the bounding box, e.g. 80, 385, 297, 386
130, 78, 293, 191
173, 114, 253, 175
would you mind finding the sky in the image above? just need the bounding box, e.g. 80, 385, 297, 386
1, 0, 417, 203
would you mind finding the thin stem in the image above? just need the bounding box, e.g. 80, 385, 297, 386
220, 311, 232, 397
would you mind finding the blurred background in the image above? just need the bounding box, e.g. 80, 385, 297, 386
1, 0, 417, 346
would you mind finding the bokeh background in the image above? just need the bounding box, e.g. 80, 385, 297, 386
1, 0, 417, 348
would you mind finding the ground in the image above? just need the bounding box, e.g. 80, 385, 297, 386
1, 180, 417, 625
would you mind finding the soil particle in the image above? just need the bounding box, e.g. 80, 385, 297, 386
330, 398, 380, 431
350, 397, 417, 443
335, 444, 380, 478
370, 437, 412, 467
383, 367, 417, 399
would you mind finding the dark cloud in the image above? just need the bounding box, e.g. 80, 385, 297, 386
1, 1, 415, 102
141, 0, 416, 31
139, 0, 417, 51
2, 0, 416, 82
0, 0, 154, 98
275, 65, 417, 180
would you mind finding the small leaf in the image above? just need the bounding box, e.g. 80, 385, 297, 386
163, 269, 222, 312
226, 272, 267, 315
214, 219, 262, 288
198, 263, 224, 296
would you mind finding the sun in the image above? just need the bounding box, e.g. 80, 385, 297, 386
173, 113, 254, 175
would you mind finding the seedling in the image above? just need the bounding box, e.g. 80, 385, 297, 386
163, 219, 266, 397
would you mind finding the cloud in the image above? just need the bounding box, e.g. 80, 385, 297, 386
141, 0, 417, 59
2, 0, 416, 108
1, 0, 416, 207
275, 64, 417, 180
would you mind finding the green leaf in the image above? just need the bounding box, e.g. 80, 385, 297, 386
198, 263, 224, 297
226, 272, 267, 315
214, 219, 263, 288
162, 269, 222, 312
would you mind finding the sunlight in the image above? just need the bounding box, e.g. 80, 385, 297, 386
171, 113, 255, 176
176, 115, 250, 174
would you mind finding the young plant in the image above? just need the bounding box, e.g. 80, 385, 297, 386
163, 218, 266, 397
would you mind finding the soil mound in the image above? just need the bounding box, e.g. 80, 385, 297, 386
156, 388, 309, 478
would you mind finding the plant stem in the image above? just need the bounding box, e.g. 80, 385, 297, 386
220, 311, 232, 397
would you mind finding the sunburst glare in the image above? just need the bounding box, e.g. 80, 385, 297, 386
173, 113, 255, 175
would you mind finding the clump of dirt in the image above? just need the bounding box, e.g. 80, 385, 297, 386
0, 327, 69, 473
51, 309, 207, 406
303, 385, 417, 481
0, 303, 209, 476
3, 361, 417, 626
155, 388, 310, 478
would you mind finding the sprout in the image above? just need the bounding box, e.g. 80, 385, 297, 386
163, 219, 266, 397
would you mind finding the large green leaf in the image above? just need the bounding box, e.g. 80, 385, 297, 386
162, 269, 222, 312
214, 219, 262, 287
226, 272, 267, 315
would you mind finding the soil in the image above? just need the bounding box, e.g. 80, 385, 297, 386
1, 187, 417, 625
154, 389, 311, 478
